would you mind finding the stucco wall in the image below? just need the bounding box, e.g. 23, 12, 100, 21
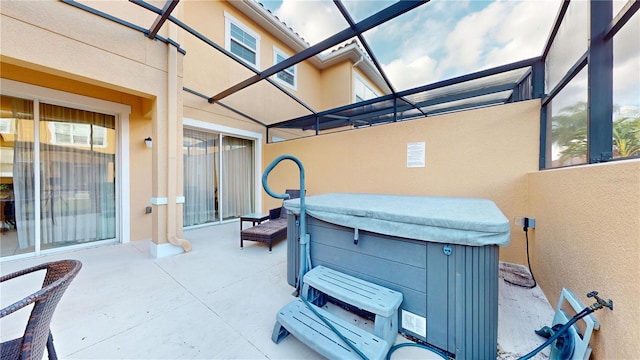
320, 61, 353, 111
0, 64, 155, 244
1, 0, 176, 244
528, 160, 640, 359
263, 100, 541, 265
182, 1, 323, 125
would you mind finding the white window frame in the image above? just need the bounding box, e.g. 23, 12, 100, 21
353, 71, 380, 103
183, 118, 263, 218
49, 122, 107, 148
224, 11, 261, 69
0, 78, 131, 255
0, 118, 14, 134
273, 46, 297, 90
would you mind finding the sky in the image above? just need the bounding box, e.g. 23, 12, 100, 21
259, 0, 563, 91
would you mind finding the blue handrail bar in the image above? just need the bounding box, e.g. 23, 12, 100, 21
262, 155, 309, 294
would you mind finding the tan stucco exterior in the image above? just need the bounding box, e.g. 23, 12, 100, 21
0, 0, 387, 251
2, 1, 638, 357
1, 0, 181, 248
263, 100, 541, 265
528, 160, 640, 359
263, 99, 640, 358
320, 60, 354, 111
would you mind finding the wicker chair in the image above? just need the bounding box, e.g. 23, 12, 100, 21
1, 259, 82, 360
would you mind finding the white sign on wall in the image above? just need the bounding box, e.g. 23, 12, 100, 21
407, 142, 425, 168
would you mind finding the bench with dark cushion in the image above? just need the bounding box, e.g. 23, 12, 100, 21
240, 207, 287, 252
240, 189, 300, 252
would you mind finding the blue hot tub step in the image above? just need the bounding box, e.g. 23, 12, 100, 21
302, 265, 403, 346
272, 298, 389, 360
272, 266, 403, 359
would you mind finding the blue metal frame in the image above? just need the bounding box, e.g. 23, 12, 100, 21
210, 1, 428, 102
64, 0, 637, 168
588, 0, 613, 163
147, 0, 179, 39
539, 0, 637, 169
183, 87, 267, 127
127, 0, 317, 116
62, 0, 186, 55
603, 0, 640, 41
268, 57, 539, 134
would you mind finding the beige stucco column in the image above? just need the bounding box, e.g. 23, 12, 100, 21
150, 22, 190, 257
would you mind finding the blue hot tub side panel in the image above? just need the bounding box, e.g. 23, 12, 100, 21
287, 214, 500, 358
308, 220, 428, 316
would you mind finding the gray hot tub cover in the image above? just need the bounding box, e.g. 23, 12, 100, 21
284, 193, 510, 246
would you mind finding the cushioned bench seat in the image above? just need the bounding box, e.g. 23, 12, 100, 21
240, 190, 300, 252
240, 213, 287, 252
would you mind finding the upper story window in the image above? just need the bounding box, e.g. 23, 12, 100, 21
49, 122, 107, 148
0, 118, 14, 134
273, 46, 297, 90
354, 72, 379, 102
224, 12, 260, 68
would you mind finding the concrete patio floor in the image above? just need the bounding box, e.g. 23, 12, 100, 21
0, 221, 555, 359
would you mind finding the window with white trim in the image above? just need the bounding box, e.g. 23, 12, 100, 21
49, 122, 107, 148
224, 12, 260, 68
0, 118, 14, 134
273, 46, 297, 90
354, 72, 379, 102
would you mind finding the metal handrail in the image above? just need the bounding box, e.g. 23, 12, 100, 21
262, 155, 310, 294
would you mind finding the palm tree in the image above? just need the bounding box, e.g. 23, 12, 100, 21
551, 102, 588, 165
613, 116, 640, 158
552, 101, 640, 165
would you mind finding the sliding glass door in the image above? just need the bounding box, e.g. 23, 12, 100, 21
1, 95, 35, 256
183, 128, 254, 226
183, 129, 219, 226
1, 95, 117, 258
220, 136, 254, 220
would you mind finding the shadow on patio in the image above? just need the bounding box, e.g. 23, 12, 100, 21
1, 222, 554, 359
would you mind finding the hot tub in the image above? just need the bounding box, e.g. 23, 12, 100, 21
284, 193, 510, 359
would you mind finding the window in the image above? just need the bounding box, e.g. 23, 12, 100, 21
0, 92, 119, 258
0, 118, 14, 134
354, 72, 379, 102
544, 0, 588, 92
548, 68, 589, 167
612, 12, 640, 160
225, 12, 260, 68
183, 127, 256, 226
49, 122, 107, 148
541, 0, 639, 168
273, 46, 297, 90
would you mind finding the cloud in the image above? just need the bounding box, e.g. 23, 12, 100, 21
270, 0, 564, 92
384, 55, 439, 91
440, 0, 560, 76
371, 0, 560, 90
273, 0, 347, 47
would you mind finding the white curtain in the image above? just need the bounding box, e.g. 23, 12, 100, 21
38, 103, 116, 246
11, 97, 36, 250
221, 136, 253, 219
12, 100, 116, 249
183, 130, 254, 225
183, 129, 218, 226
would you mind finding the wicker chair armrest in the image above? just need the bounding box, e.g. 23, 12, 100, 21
0, 260, 82, 318
0, 262, 49, 283
0, 293, 39, 318
1, 263, 50, 318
